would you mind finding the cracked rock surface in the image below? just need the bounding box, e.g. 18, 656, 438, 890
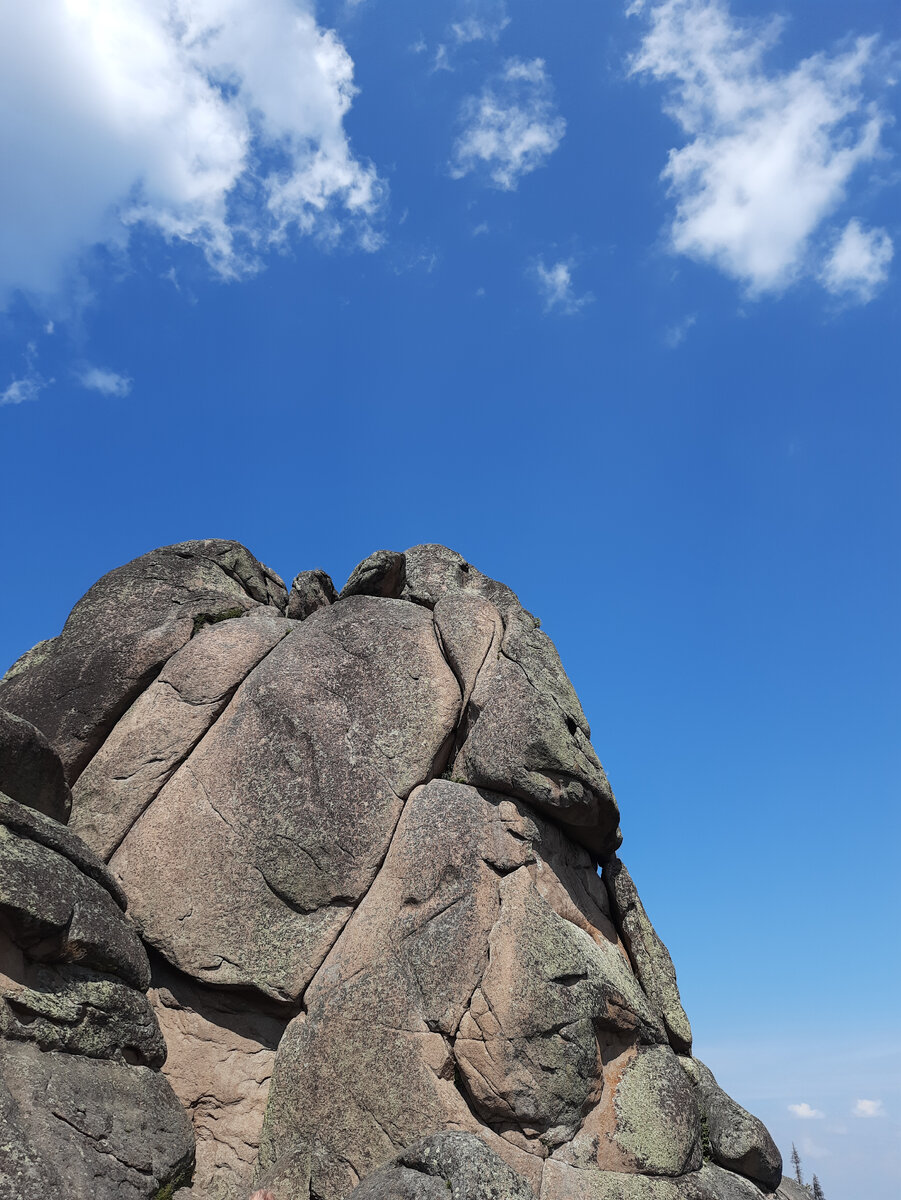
0, 542, 790, 1200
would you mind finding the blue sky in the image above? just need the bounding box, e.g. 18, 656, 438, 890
1, 2, 898, 1195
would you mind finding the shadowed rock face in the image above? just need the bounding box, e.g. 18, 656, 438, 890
0, 792, 194, 1198
0, 542, 789, 1200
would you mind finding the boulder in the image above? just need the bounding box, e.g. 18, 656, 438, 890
0, 708, 71, 822
603, 856, 692, 1054
0, 793, 193, 1199
0, 540, 286, 784
0, 809, 149, 990
340, 550, 406, 599
683, 1059, 782, 1189
347, 1132, 537, 1200
403, 546, 622, 858
0, 1040, 194, 1200
287, 569, 337, 620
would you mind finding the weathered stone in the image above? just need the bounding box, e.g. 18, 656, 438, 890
251, 1146, 311, 1200
698, 1162, 774, 1199
0, 819, 149, 989
0, 708, 71, 822
603, 856, 692, 1054
433, 592, 503, 712
110, 597, 460, 999
0, 1039, 194, 1200
454, 870, 668, 1152
0, 791, 126, 907
261, 780, 698, 1200
540, 1162, 712, 1200
0, 935, 164, 1066
0, 540, 287, 783
349, 1132, 536, 1200
348, 1166, 448, 1200
340, 550, 406, 599
287, 569, 337, 621
71, 609, 292, 860
0, 798, 194, 1199
0, 541, 785, 1200
687, 1060, 782, 1190
403, 545, 622, 858
776, 1180, 812, 1200
149, 954, 291, 1200
451, 655, 620, 858
401, 545, 499, 612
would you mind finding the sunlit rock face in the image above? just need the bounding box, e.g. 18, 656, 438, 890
0, 541, 787, 1200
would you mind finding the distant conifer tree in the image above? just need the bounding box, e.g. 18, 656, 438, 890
812, 1174, 826, 1199
791, 1143, 804, 1185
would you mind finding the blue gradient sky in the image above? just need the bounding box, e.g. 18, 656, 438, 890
1, 3, 898, 1196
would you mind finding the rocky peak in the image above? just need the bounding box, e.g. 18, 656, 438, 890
0, 542, 795, 1200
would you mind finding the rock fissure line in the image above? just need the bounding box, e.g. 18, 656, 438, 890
48, 1107, 156, 1177
101, 621, 293, 863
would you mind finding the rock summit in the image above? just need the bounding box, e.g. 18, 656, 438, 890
0, 540, 795, 1200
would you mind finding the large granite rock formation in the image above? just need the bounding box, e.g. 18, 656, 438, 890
0, 540, 791, 1200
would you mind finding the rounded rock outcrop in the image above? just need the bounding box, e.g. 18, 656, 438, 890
0, 542, 791, 1200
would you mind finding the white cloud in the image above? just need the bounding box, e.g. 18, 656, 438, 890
0, 1, 382, 306
789, 1103, 825, 1120
77, 366, 133, 397
432, 44, 453, 74
1, 376, 46, 407
533, 259, 593, 314
820, 219, 894, 302
1, 343, 52, 407
451, 6, 510, 45
664, 313, 697, 346
853, 1099, 886, 1118
630, 0, 892, 297
451, 58, 566, 190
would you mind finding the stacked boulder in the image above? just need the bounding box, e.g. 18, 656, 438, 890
0, 540, 796, 1200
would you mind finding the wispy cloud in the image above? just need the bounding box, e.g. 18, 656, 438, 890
421, 3, 511, 71
789, 1103, 825, 1120
1, 343, 52, 407
629, 0, 894, 300
451, 4, 510, 45
820, 219, 894, 303
0, 1, 383, 306
533, 259, 593, 314
664, 313, 697, 347
77, 366, 132, 398
451, 58, 566, 190
853, 1099, 885, 1118
1, 376, 46, 407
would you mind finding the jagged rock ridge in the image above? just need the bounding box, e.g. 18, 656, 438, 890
0, 540, 795, 1200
